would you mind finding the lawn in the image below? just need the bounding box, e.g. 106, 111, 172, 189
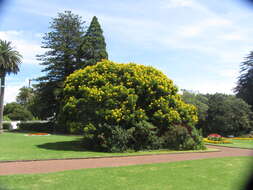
0, 157, 252, 190
206, 139, 253, 149
0, 132, 214, 161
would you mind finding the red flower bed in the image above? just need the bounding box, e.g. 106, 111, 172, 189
28, 133, 49, 136
207, 133, 222, 141
208, 133, 222, 138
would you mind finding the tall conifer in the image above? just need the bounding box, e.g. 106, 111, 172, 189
36, 11, 85, 119
80, 16, 108, 67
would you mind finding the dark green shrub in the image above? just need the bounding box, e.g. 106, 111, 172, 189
83, 123, 132, 152
128, 121, 161, 151
3, 122, 12, 130
17, 121, 54, 132
83, 121, 162, 152
60, 60, 203, 152
162, 125, 205, 150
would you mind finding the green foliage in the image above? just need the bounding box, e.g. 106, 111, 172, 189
3, 115, 10, 121
204, 93, 253, 136
4, 102, 34, 121
235, 52, 253, 110
81, 16, 108, 67
17, 121, 54, 132
60, 60, 202, 151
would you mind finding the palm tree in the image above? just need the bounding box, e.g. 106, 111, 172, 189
0, 40, 22, 133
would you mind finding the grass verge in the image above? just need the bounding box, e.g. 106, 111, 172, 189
0, 132, 214, 161
0, 157, 252, 190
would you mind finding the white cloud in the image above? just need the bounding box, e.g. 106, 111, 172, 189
180, 80, 236, 94
165, 0, 203, 9
178, 18, 232, 38
4, 82, 24, 104
0, 30, 44, 65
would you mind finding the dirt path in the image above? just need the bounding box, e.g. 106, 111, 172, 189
0, 145, 252, 175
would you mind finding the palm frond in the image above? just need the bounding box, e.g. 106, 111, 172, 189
0, 40, 22, 75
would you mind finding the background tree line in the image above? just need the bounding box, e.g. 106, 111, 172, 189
181, 90, 253, 137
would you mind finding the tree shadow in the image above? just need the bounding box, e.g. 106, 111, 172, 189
37, 139, 87, 152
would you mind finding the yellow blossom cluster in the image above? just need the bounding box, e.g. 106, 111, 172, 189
61, 60, 198, 133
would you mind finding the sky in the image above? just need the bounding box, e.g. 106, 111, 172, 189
1, 0, 253, 103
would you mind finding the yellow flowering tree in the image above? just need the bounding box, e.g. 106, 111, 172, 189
59, 60, 204, 151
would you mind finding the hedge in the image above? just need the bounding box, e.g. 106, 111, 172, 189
3, 122, 12, 130
17, 121, 55, 132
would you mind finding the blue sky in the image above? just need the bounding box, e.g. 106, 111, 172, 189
1, 0, 253, 103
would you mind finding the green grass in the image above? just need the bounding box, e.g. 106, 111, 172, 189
0, 157, 252, 190
206, 139, 253, 149
0, 132, 214, 161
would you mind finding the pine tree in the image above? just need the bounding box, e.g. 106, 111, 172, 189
80, 16, 108, 67
235, 52, 253, 110
35, 11, 85, 119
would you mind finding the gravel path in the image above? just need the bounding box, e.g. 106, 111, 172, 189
0, 145, 252, 175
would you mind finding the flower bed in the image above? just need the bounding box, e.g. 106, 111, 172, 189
207, 134, 222, 141
27, 133, 50, 136
228, 137, 253, 140
203, 138, 232, 144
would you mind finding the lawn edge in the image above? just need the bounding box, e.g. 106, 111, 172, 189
0, 148, 219, 163
205, 143, 253, 150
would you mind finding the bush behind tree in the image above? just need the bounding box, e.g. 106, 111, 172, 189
59, 60, 204, 152
4, 102, 34, 121
181, 90, 208, 130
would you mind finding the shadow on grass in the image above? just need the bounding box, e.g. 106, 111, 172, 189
37, 140, 87, 152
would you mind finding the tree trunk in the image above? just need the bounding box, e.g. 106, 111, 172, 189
0, 75, 5, 133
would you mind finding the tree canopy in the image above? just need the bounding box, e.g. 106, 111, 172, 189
235, 52, 253, 110
35, 12, 108, 119
16, 86, 34, 107
204, 94, 253, 136
0, 40, 22, 76
80, 16, 108, 67
59, 60, 204, 152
